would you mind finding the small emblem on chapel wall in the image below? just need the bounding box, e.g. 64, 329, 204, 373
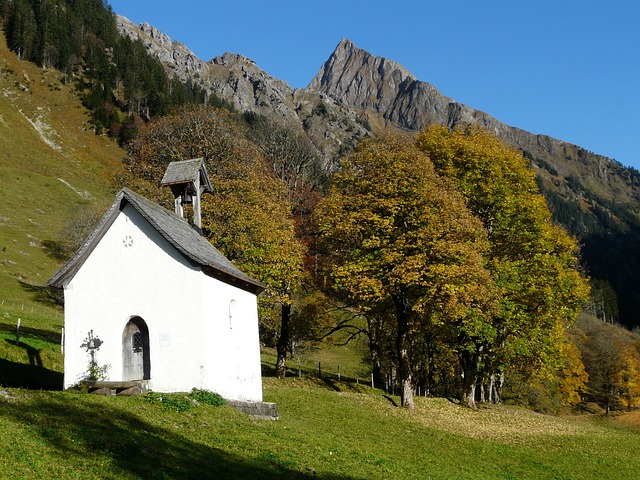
122, 235, 134, 248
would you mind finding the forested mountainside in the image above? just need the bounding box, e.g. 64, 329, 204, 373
0, 0, 216, 140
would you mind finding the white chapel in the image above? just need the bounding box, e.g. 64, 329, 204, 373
48, 158, 265, 403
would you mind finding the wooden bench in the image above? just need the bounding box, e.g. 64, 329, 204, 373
84, 380, 148, 396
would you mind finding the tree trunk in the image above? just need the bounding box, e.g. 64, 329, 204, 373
461, 382, 477, 409
460, 350, 479, 409
490, 372, 504, 404
370, 347, 383, 389
488, 374, 495, 404
400, 373, 414, 408
395, 298, 414, 409
366, 316, 384, 388
275, 303, 291, 379
426, 334, 435, 396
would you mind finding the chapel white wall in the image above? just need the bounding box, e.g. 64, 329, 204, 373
201, 275, 263, 402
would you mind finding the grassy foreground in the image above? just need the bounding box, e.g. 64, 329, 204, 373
1, 311, 639, 479
0, 375, 639, 479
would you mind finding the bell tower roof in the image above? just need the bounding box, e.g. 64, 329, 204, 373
160, 158, 213, 193
160, 158, 212, 234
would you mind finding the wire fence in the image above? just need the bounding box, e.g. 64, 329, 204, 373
2, 301, 432, 397
277, 358, 431, 398
0, 298, 62, 317
0, 299, 64, 352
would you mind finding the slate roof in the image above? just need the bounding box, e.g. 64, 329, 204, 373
48, 188, 264, 294
160, 158, 213, 192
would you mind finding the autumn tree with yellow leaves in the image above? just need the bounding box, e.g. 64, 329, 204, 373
316, 135, 497, 408
123, 105, 305, 378
416, 126, 590, 404
576, 315, 640, 412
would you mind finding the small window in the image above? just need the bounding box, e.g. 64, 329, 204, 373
132, 331, 143, 353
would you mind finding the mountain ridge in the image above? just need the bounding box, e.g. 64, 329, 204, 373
115, 16, 369, 166
311, 39, 634, 205
116, 19, 635, 205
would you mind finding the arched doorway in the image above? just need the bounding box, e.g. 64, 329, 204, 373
122, 316, 150, 381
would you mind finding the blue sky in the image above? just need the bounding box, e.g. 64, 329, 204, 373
108, 1, 640, 169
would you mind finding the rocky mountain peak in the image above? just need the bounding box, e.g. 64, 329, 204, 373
137, 22, 172, 50
309, 39, 415, 116
310, 37, 626, 194
211, 52, 256, 67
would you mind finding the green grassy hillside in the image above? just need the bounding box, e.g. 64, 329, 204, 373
0, 32, 124, 329
0, 30, 127, 387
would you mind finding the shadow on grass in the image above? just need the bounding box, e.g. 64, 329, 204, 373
0, 357, 63, 390
41, 239, 70, 262
17, 279, 63, 307
262, 360, 376, 397
5, 338, 44, 367
321, 378, 370, 394
261, 360, 277, 378
382, 395, 399, 407
0, 393, 357, 479
0, 322, 62, 344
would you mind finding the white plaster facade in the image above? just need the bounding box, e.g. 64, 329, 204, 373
51, 189, 264, 402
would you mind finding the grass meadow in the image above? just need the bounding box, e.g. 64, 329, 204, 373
1, 320, 640, 480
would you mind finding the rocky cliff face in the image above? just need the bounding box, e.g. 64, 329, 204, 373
309, 38, 417, 118
115, 16, 368, 166
117, 19, 208, 81
310, 39, 637, 206
310, 38, 509, 134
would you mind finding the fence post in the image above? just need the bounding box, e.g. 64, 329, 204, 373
297, 356, 301, 378
318, 362, 321, 378
337, 365, 340, 381
371, 373, 374, 389
15, 317, 21, 345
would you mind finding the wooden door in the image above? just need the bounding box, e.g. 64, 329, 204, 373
122, 318, 149, 381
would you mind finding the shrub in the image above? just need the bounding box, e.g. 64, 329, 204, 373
144, 392, 193, 413
144, 389, 225, 412
189, 388, 225, 407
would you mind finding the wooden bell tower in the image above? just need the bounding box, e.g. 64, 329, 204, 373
160, 158, 213, 234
